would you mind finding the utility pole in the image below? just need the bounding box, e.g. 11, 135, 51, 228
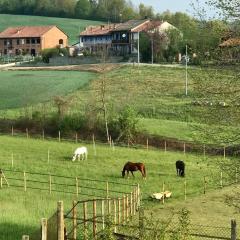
151, 36, 153, 64
185, 44, 188, 96
137, 31, 140, 65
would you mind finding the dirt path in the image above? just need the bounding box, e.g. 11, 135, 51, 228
6, 63, 122, 73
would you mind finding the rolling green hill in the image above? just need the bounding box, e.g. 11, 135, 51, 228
0, 14, 104, 45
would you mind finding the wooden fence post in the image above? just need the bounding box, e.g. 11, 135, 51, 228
101, 199, 105, 230
42, 129, 45, 140
58, 131, 61, 142
24, 171, 27, 192
164, 141, 167, 152
72, 201, 77, 240
93, 200, 97, 240
11, 153, 14, 168
11, 126, 14, 136
126, 195, 129, 221
57, 201, 64, 240
47, 149, 50, 164
0, 175, 2, 188
41, 218, 47, 240
92, 134, 96, 156
203, 144, 206, 159
118, 198, 121, 224
106, 181, 109, 199
133, 189, 136, 216
184, 180, 187, 200
75, 133, 78, 144
183, 142, 186, 154
220, 171, 223, 188
122, 195, 125, 224
162, 181, 165, 204
146, 138, 149, 151
223, 146, 226, 160
49, 175, 52, 194
76, 177, 79, 197
138, 207, 144, 240
130, 192, 133, 216
113, 199, 117, 233
204, 176, 206, 194
26, 128, 29, 138
137, 184, 140, 208
235, 168, 238, 184
231, 219, 237, 240
83, 202, 88, 240
108, 198, 111, 215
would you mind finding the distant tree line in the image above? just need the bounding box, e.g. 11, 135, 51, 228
0, 0, 156, 22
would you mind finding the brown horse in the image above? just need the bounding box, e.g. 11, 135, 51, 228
122, 162, 146, 179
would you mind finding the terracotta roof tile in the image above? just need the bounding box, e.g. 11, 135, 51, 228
0, 26, 56, 38
219, 38, 240, 47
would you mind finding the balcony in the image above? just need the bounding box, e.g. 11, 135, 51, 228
112, 39, 130, 44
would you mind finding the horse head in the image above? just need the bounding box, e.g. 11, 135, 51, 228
72, 155, 76, 161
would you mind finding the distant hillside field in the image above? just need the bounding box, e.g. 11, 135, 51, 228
0, 70, 96, 109
0, 14, 104, 44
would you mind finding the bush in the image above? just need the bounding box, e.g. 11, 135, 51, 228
41, 47, 68, 63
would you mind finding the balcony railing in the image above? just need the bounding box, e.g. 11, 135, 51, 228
112, 39, 130, 44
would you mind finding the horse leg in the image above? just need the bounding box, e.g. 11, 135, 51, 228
127, 171, 129, 179
131, 171, 135, 178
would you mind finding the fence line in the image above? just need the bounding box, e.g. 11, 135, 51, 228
1, 168, 138, 200
0, 128, 236, 159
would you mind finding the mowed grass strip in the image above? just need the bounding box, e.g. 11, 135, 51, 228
0, 70, 97, 109
0, 14, 104, 44
0, 135, 227, 239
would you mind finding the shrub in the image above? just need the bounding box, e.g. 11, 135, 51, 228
41, 47, 68, 63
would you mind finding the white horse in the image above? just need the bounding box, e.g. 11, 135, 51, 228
72, 146, 88, 161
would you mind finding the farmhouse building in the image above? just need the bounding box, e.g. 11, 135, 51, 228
79, 19, 176, 55
219, 37, 240, 60
0, 26, 68, 56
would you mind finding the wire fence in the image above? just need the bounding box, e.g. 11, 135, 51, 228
0, 169, 138, 200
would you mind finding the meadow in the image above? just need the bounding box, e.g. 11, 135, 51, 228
0, 14, 104, 44
0, 65, 238, 145
0, 70, 96, 109
0, 135, 238, 239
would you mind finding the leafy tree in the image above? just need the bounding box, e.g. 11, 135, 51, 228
139, 3, 154, 19
207, 0, 240, 19
75, 0, 91, 18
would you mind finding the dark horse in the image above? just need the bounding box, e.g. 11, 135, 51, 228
122, 162, 146, 179
176, 160, 185, 177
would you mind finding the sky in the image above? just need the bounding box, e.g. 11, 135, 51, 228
132, 0, 217, 17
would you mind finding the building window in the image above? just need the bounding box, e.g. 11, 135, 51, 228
17, 39, 20, 45
59, 39, 63, 45
4, 49, 7, 54
4, 40, 7, 46
21, 39, 25, 44
31, 38, 36, 44
37, 38, 40, 44
26, 38, 30, 44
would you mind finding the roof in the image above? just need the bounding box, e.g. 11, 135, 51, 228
0, 26, 59, 38
80, 19, 164, 36
219, 37, 240, 47
111, 19, 149, 32
80, 24, 117, 36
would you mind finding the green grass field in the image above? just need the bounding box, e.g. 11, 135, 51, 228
0, 135, 237, 239
0, 70, 96, 109
0, 14, 104, 44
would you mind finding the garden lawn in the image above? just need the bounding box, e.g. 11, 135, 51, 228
0, 135, 236, 239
